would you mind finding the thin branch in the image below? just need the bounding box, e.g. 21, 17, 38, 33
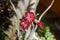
34, 0, 55, 31
24, 25, 31, 40
18, 0, 25, 15
27, 0, 40, 40
10, 0, 18, 16
28, 0, 55, 40
30, 0, 40, 14
10, 0, 21, 38
23, 0, 30, 9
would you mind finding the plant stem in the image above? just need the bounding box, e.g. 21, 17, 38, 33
34, 0, 55, 31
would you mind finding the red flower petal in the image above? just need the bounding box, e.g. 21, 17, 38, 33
20, 19, 28, 30
24, 12, 35, 24
36, 22, 43, 28
34, 19, 44, 28
23, 24, 28, 30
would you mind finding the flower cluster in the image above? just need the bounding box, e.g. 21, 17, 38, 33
20, 12, 43, 29
24, 12, 35, 24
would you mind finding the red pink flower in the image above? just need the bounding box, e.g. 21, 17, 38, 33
34, 19, 43, 28
24, 12, 35, 24
19, 12, 44, 29
20, 19, 28, 30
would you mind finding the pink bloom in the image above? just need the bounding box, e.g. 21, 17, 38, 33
36, 22, 43, 28
20, 19, 28, 30
24, 12, 35, 24
34, 19, 43, 28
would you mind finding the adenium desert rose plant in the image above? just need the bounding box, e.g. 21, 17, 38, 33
7, 0, 55, 40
